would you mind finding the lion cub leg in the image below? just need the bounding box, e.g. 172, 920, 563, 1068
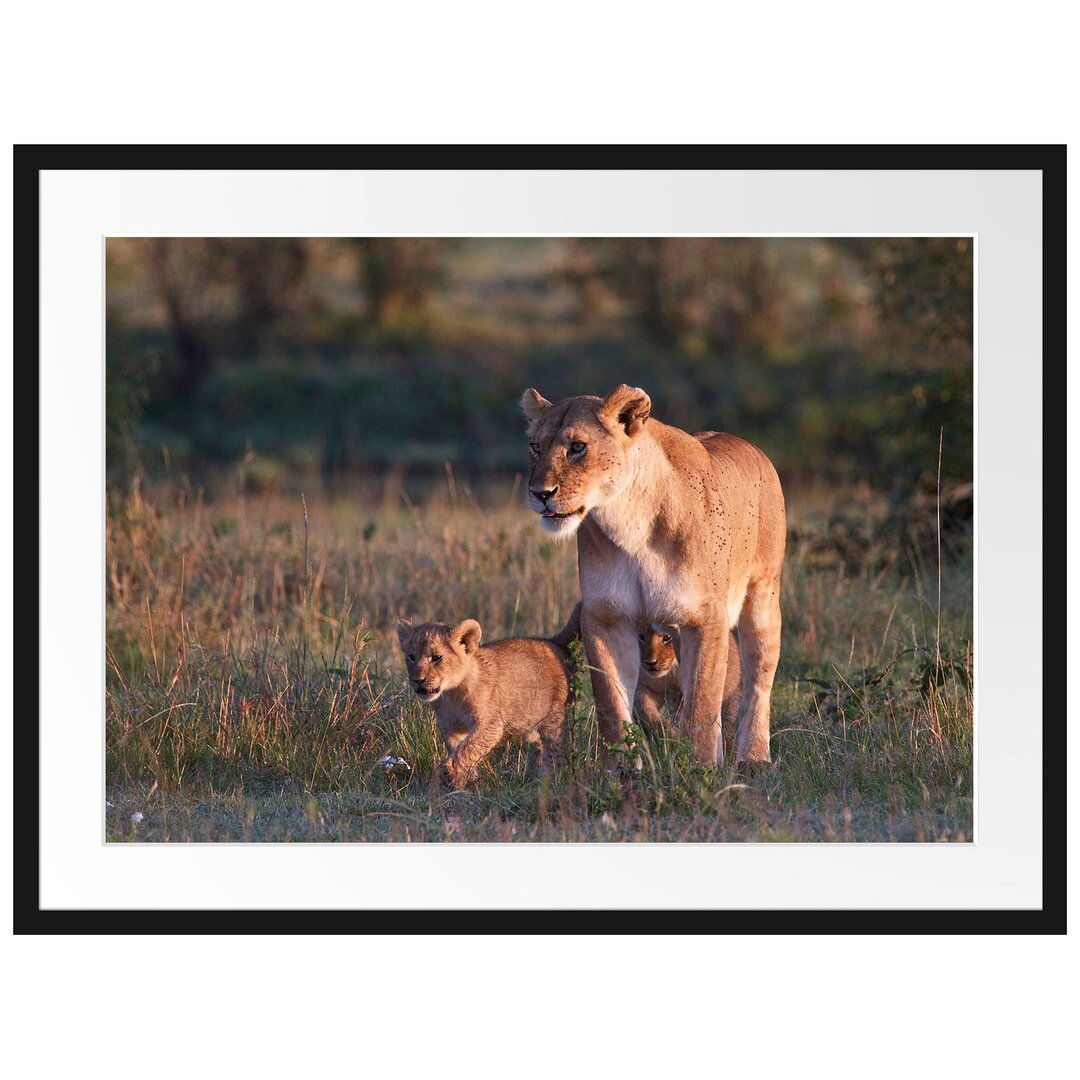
735, 575, 782, 764
522, 728, 552, 776
536, 704, 571, 775
442, 721, 505, 790
635, 684, 674, 732
434, 720, 469, 786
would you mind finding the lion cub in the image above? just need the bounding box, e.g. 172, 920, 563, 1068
635, 626, 742, 749
397, 604, 581, 790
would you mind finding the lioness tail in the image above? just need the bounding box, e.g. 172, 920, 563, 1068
550, 601, 583, 650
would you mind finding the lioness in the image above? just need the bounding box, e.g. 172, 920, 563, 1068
521, 384, 785, 767
396, 605, 581, 789
635, 626, 742, 754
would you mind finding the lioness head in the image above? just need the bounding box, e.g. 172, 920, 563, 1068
519, 384, 652, 539
396, 618, 482, 702
639, 625, 678, 676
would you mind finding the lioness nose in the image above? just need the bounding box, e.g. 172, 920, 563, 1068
531, 485, 558, 504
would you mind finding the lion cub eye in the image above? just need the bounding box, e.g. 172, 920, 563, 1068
406, 654, 415, 663
661, 635, 672, 644
529, 442, 541, 455
569, 441, 586, 456
638, 633, 646, 644
431, 654, 442, 664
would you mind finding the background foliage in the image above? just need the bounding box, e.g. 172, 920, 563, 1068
106, 236, 973, 502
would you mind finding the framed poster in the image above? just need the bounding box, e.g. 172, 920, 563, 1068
18, 145, 1063, 930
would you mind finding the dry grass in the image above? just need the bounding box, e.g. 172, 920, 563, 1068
105, 473, 973, 842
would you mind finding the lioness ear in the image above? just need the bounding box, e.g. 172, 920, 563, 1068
600, 384, 651, 437
453, 619, 482, 655
520, 388, 553, 425
396, 618, 413, 647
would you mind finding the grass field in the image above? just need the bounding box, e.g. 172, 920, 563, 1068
105, 472, 973, 842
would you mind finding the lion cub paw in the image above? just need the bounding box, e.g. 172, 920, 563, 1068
438, 760, 478, 791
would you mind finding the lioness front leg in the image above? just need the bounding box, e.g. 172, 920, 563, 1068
736, 574, 782, 764
581, 608, 640, 757
677, 621, 732, 766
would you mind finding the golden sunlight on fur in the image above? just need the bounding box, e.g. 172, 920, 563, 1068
521, 384, 786, 767
396, 604, 581, 789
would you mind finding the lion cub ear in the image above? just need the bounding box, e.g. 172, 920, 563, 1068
601, 384, 651, 437
453, 619, 483, 655
396, 618, 413, 647
520, 388, 553, 425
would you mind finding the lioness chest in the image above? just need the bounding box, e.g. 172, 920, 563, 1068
581, 519, 749, 627
581, 539, 700, 624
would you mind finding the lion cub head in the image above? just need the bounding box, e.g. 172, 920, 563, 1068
396, 618, 482, 702
639, 625, 678, 677
519, 384, 652, 539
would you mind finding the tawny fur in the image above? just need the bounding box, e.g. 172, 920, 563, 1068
397, 604, 580, 790
521, 384, 785, 766
634, 627, 742, 755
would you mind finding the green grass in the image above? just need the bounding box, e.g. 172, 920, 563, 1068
105, 476, 973, 842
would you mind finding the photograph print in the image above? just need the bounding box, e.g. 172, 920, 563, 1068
105, 235, 973, 843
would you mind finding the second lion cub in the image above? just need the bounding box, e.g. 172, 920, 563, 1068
397, 604, 581, 789
635, 626, 742, 751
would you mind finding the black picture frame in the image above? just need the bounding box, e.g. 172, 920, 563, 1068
16, 143, 1065, 934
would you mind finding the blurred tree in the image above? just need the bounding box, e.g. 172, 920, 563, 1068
841, 237, 973, 366
221, 238, 309, 353
566, 238, 688, 346
138, 238, 314, 400
565, 237, 791, 359
350, 238, 450, 330
144, 237, 218, 402
704, 239, 786, 359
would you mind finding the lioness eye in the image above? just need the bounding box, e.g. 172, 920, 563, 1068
569, 441, 586, 455
431, 655, 442, 664
529, 442, 541, 455
638, 633, 646, 643
662, 635, 671, 644
406, 654, 415, 663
